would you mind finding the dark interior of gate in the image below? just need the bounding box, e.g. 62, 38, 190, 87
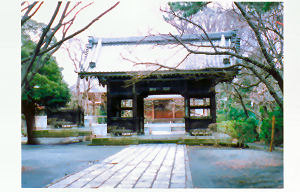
81, 69, 238, 135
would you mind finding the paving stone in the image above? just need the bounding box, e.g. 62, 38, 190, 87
170, 182, 186, 188
48, 144, 193, 189
171, 174, 186, 180
48, 170, 90, 188
145, 170, 159, 175
67, 178, 91, 188
118, 179, 137, 185
172, 171, 185, 176
155, 175, 171, 182
99, 180, 119, 188
152, 181, 169, 188
134, 181, 152, 188
117, 183, 134, 188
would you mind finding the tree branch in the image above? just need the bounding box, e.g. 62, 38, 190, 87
233, 85, 249, 118
22, 2, 62, 89
234, 2, 275, 68
21, 1, 120, 65
21, 2, 40, 26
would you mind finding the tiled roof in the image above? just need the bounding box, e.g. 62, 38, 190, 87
79, 67, 239, 82
82, 30, 240, 73
101, 30, 237, 46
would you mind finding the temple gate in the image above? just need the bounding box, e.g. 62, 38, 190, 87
78, 30, 240, 134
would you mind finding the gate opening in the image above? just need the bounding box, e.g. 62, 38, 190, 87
144, 94, 185, 135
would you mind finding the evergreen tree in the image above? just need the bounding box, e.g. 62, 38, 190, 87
22, 31, 70, 144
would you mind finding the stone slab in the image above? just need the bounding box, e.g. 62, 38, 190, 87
48, 144, 193, 188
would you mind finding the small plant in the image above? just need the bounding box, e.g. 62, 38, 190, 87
97, 117, 107, 124
208, 123, 218, 132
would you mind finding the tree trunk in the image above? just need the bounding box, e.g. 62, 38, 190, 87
22, 101, 39, 145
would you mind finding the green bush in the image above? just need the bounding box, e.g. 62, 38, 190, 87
98, 105, 107, 124
235, 118, 258, 144
218, 120, 237, 136
98, 117, 107, 124
218, 118, 258, 146
259, 107, 283, 145
216, 113, 227, 123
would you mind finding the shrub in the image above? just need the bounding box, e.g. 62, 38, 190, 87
218, 118, 258, 147
235, 118, 258, 145
218, 120, 237, 137
33, 129, 92, 137
216, 113, 227, 123
259, 107, 283, 145
98, 117, 107, 124
208, 123, 218, 132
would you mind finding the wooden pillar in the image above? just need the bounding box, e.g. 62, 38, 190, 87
210, 86, 216, 123
184, 96, 190, 132
172, 100, 175, 120
132, 83, 144, 134
137, 95, 144, 134
184, 80, 190, 132
106, 84, 112, 126
152, 100, 154, 120
132, 83, 138, 133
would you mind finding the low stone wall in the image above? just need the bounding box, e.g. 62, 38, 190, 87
33, 129, 92, 138
34, 116, 47, 130
92, 124, 107, 136
90, 135, 234, 146
84, 116, 100, 127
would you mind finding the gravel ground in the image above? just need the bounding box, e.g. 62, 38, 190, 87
22, 142, 283, 188
21, 142, 126, 188
187, 146, 283, 188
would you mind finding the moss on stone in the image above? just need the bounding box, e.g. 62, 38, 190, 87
139, 139, 180, 144
183, 139, 215, 145
91, 138, 138, 145
89, 137, 234, 146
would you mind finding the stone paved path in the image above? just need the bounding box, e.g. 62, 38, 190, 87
48, 144, 192, 188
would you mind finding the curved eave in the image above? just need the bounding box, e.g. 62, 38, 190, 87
79, 67, 239, 85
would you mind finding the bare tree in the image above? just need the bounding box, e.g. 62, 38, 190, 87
21, 1, 120, 94
154, 2, 283, 109
62, 38, 92, 113
21, 1, 119, 144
